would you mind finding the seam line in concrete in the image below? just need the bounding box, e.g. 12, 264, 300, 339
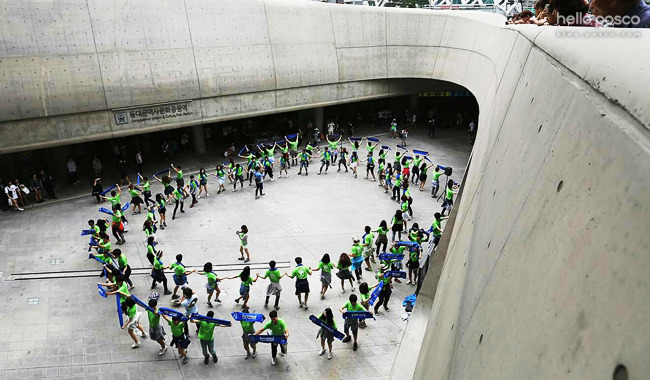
182, 0, 205, 125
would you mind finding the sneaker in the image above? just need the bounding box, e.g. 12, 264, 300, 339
164, 290, 172, 295
141, 332, 148, 339
319, 349, 325, 356
182, 356, 189, 365
131, 342, 140, 349
304, 304, 308, 310
180, 210, 185, 213
197, 195, 201, 199
238, 257, 245, 261
351, 286, 355, 292
255, 196, 259, 199
342, 336, 351, 343
158, 346, 168, 356
252, 348, 257, 358
320, 294, 325, 300
235, 298, 240, 304
341, 289, 346, 294
232, 189, 236, 192
406, 281, 412, 285
327, 352, 332, 360
245, 352, 251, 360
274, 305, 280, 310
271, 357, 277, 366
204, 357, 209, 365
213, 355, 218, 363
384, 306, 390, 312
264, 302, 268, 308
364, 267, 372, 271
207, 302, 213, 308
215, 298, 221, 303
299, 303, 303, 308
206, 193, 210, 197
171, 294, 180, 300
353, 342, 358, 351
244, 258, 250, 263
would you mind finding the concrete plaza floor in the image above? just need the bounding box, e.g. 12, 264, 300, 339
0, 126, 471, 380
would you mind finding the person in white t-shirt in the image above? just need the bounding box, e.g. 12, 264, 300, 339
4, 181, 23, 211
67, 157, 80, 185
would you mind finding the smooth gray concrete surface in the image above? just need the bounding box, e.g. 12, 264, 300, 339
3, 1, 647, 155
0, 128, 470, 379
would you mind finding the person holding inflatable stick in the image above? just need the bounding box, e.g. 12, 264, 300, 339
314, 308, 341, 359
190, 311, 229, 365
234, 308, 262, 359
253, 310, 289, 366
340, 294, 369, 351
161, 313, 191, 365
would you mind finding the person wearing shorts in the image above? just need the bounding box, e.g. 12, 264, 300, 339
170, 254, 195, 301
340, 294, 366, 351
240, 308, 258, 359
287, 257, 312, 309
147, 297, 168, 355
199, 262, 221, 307
317, 308, 337, 359
162, 314, 191, 364
121, 297, 147, 348
362, 226, 376, 271
214, 165, 226, 194
297, 149, 311, 175
441, 179, 459, 216
237, 225, 250, 262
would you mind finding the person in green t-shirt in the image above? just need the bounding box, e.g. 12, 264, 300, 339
358, 282, 378, 328
337, 147, 349, 172
254, 310, 289, 366
170, 254, 196, 301
336, 253, 355, 293
429, 212, 448, 248
137, 174, 156, 207
349, 151, 359, 178
146, 298, 168, 356
101, 185, 122, 207
236, 225, 251, 262
340, 294, 368, 351
297, 149, 311, 176
232, 163, 245, 191
362, 226, 376, 271
286, 257, 312, 309
431, 166, 444, 198
171, 164, 184, 187
120, 297, 147, 348
364, 137, 380, 156
410, 155, 424, 184
310, 254, 334, 300
111, 248, 133, 289
198, 262, 222, 307
257, 260, 284, 310
225, 266, 258, 309
240, 307, 258, 359
161, 314, 190, 364
373, 220, 389, 254
110, 204, 126, 245
418, 162, 435, 191
349, 236, 364, 283
374, 264, 392, 314
317, 308, 337, 359
190, 311, 227, 365
326, 134, 341, 164
171, 185, 187, 220
127, 183, 144, 215
318, 147, 331, 175
285, 135, 300, 166
441, 179, 459, 216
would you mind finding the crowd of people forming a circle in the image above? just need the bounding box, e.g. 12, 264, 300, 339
85, 127, 460, 367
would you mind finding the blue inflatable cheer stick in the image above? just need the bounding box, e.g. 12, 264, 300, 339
369, 281, 384, 306
191, 313, 231, 327
309, 315, 345, 340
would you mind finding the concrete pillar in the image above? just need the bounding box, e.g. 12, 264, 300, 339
409, 93, 419, 111
192, 125, 206, 154
314, 107, 324, 133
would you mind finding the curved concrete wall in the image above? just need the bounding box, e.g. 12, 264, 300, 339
2, 1, 650, 378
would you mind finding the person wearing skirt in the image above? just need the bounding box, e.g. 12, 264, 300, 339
128, 184, 144, 214
311, 254, 334, 300
335, 253, 355, 293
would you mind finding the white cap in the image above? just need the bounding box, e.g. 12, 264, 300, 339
352, 236, 360, 242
